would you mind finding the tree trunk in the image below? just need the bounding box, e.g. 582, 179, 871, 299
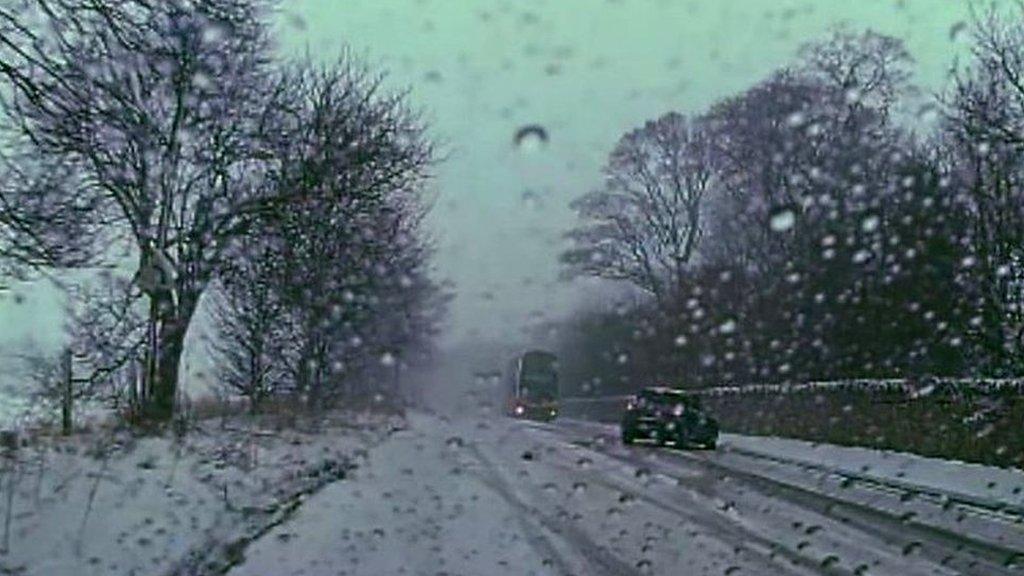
146, 292, 198, 422
149, 325, 183, 421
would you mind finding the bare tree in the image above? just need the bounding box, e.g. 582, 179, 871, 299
0, 0, 313, 420
561, 112, 712, 304
207, 236, 287, 413
702, 29, 914, 274
943, 4, 1024, 374
63, 272, 148, 407
697, 30, 960, 380
18, 271, 149, 424
798, 28, 914, 126
700, 70, 831, 275
344, 182, 450, 401
217, 56, 437, 408
0, 157, 100, 290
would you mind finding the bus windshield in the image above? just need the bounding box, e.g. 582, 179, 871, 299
519, 351, 558, 401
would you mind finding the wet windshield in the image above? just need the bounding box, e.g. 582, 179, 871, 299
1, 2, 1023, 575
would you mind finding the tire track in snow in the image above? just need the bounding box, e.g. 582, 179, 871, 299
543, 419, 1019, 576
463, 441, 642, 576
512, 423, 839, 576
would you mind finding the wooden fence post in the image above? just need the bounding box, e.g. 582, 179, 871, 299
61, 348, 73, 436
128, 359, 139, 421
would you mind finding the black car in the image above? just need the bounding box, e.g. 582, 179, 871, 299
621, 387, 719, 449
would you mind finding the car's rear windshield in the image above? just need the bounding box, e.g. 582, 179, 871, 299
643, 392, 700, 408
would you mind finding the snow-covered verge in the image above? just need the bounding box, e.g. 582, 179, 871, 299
0, 410, 401, 576
721, 433, 1024, 514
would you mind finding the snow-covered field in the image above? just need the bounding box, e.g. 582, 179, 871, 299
0, 410, 400, 576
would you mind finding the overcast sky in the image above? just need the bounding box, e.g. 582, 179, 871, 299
275, 0, 982, 346
0, 0, 992, 369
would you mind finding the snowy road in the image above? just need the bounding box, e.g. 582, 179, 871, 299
227, 412, 1024, 576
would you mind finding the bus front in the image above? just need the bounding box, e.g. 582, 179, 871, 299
510, 352, 559, 420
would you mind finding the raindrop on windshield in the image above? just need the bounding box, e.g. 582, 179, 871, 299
769, 208, 796, 232
513, 124, 549, 151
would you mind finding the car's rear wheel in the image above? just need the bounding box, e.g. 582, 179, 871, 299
655, 430, 669, 447
621, 427, 635, 445
671, 428, 689, 450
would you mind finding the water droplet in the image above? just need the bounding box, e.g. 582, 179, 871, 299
769, 208, 795, 232
917, 103, 940, 123
513, 124, 549, 151
949, 21, 967, 42
285, 12, 308, 31
521, 189, 543, 210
